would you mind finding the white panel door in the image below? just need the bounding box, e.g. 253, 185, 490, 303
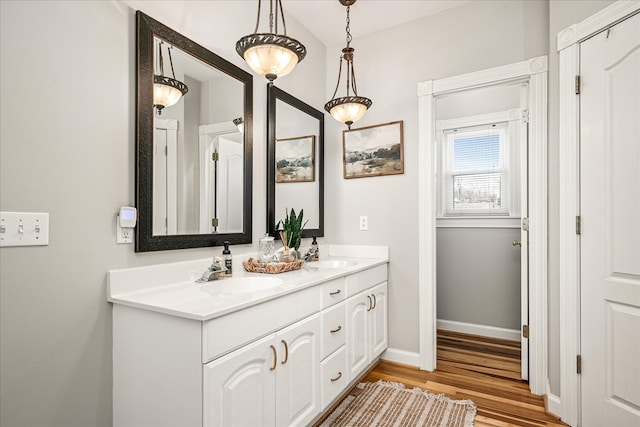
346, 294, 368, 381
275, 314, 320, 427
369, 282, 388, 359
580, 12, 640, 426
204, 334, 276, 427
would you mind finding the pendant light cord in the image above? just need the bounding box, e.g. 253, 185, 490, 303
345, 6, 352, 47
253, 0, 288, 35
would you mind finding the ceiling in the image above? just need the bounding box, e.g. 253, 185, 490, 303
283, 0, 470, 47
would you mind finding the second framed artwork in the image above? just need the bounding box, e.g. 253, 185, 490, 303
342, 120, 404, 179
276, 135, 316, 183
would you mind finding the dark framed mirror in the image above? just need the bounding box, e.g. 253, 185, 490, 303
267, 84, 324, 239
136, 11, 253, 252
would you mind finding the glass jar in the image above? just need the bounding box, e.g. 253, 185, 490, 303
258, 235, 275, 263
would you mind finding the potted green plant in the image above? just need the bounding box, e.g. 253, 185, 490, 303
277, 208, 308, 257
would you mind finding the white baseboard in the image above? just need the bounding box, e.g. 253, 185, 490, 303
381, 347, 420, 368
437, 319, 521, 341
545, 379, 562, 419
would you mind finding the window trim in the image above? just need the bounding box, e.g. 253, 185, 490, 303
436, 109, 522, 219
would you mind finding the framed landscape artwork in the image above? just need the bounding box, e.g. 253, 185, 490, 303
276, 135, 315, 183
342, 120, 404, 179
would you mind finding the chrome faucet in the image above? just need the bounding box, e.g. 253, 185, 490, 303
196, 258, 226, 283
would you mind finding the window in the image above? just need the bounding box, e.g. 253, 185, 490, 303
441, 122, 510, 216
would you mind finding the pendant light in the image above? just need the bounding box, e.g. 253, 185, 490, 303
233, 117, 244, 134
154, 41, 188, 115
324, 0, 372, 129
236, 0, 306, 82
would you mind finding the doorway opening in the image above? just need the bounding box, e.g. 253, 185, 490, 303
418, 56, 548, 396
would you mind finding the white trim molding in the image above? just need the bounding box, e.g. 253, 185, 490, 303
418, 56, 548, 396
557, 2, 640, 426
437, 320, 520, 342
381, 348, 420, 368
546, 379, 563, 419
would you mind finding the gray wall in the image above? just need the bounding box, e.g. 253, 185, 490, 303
0, 1, 325, 426
437, 228, 521, 330
324, 0, 549, 355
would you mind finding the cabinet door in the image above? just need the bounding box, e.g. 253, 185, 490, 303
275, 314, 321, 427
369, 282, 388, 359
204, 334, 276, 427
346, 293, 369, 381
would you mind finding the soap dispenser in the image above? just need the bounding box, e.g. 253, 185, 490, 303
222, 241, 232, 276
311, 236, 319, 261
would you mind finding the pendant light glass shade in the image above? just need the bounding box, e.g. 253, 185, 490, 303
153, 41, 188, 114
326, 97, 370, 125
153, 76, 188, 113
236, 0, 306, 82
324, 1, 371, 129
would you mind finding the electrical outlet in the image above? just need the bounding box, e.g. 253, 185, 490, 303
116, 216, 134, 244
359, 216, 368, 231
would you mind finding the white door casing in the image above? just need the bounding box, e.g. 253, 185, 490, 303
579, 11, 640, 427
558, 2, 640, 425
153, 118, 178, 235
418, 56, 548, 395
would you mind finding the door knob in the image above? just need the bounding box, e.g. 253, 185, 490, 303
512, 240, 522, 247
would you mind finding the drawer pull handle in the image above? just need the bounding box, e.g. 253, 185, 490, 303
330, 372, 343, 382
330, 326, 342, 334
269, 345, 277, 371
367, 295, 373, 311
329, 290, 341, 296
372, 294, 377, 310
281, 340, 289, 365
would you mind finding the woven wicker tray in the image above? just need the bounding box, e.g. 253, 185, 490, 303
243, 258, 305, 274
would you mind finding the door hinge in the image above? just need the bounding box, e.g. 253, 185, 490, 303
522, 324, 529, 339
211, 151, 219, 162
211, 218, 219, 227
522, 109, 530, 123
575, 75, 581, 95
522, 217, 529, 232
577, 355, 582, 374
576, 216, 581, 235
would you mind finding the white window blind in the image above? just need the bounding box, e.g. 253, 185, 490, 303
442, 123, 509, 216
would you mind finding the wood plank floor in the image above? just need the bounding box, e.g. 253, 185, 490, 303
360, 330, 567, 427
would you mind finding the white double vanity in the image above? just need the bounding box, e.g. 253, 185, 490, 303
108, 245, 389, 427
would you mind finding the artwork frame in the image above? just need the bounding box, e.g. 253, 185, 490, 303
342, 120, 404, 179
276, 135, 316, 183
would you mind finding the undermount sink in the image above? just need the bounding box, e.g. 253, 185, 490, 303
198, 277, 284, 295
305, 260, 357, 269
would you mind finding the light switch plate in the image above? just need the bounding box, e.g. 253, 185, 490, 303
0, 212, 49, 247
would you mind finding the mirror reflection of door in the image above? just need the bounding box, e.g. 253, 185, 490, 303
153, 118, 178, 235
198, 122, 243, 234
152, 36, 244, 236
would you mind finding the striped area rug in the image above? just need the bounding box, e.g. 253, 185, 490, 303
321, 380, 476, 427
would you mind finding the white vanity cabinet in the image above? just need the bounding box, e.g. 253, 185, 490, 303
109, 247, 388, 427
345, 265, 388, 382
204, 314, 320, 427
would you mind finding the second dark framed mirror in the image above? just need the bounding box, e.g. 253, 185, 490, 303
267, 84, 324, 239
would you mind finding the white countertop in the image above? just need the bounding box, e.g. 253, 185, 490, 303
108, 245, 388, 321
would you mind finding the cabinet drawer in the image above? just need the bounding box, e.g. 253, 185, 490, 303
345, 264, 387, 297
202, 285, 321, 362
320, 346, 347, 411
321, 302, 346, 360
321, 278, 345, 309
